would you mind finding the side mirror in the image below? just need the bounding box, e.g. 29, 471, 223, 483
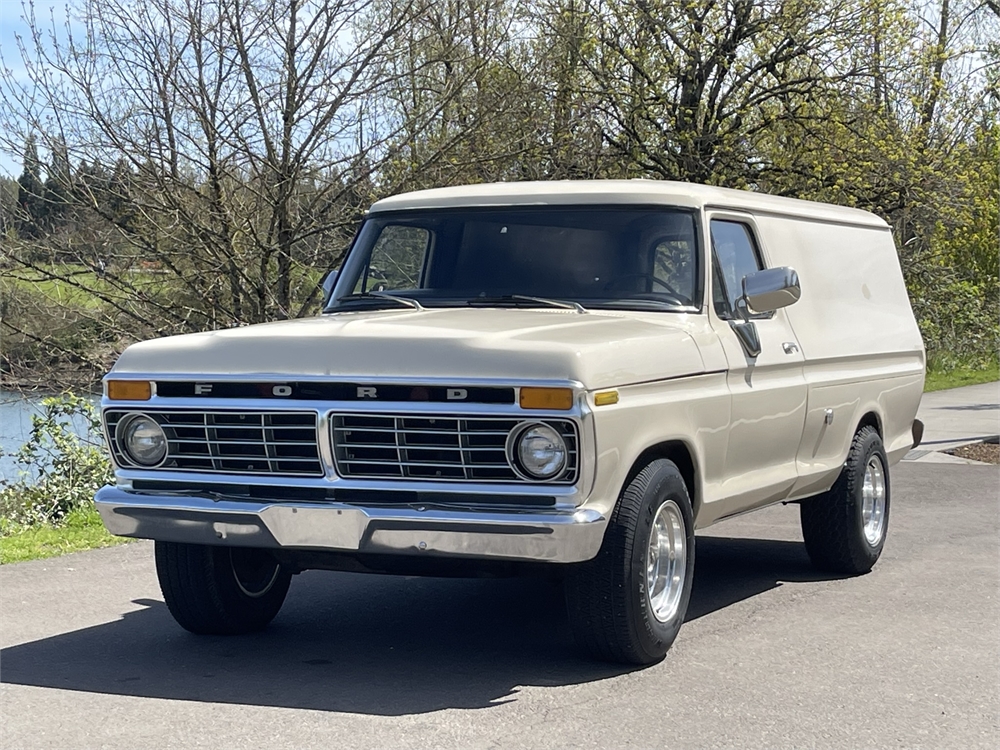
742, 266, 800, 314
320, 270, 339, 307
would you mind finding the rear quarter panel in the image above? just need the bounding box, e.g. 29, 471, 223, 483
753, 214, 925, 495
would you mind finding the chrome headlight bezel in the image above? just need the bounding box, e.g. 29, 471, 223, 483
115, 412, 168, 468
506, 421, 569, 481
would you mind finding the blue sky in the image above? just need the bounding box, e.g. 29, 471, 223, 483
0, 1, 31, 177
0, 1, 63, 177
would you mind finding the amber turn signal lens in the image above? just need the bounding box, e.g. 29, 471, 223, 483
107, 380, 152, 401
519, 387, 574, 410
594, 390, 619, 406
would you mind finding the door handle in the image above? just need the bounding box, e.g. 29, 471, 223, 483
782, 342, 799, 354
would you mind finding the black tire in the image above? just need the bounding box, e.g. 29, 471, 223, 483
155, 542, 292, 635
800, 425, 890, 575
565, 459, 695, 665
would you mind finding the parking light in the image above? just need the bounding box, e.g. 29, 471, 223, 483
519, 387, 573, 410
107, 380, 152, 400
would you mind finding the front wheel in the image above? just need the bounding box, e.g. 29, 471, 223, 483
565, 459, 695, 665
800, 425, 890, 574
155, 542, 292, 635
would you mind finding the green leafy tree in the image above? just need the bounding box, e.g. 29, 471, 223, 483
43, 137, 72, 231
581, 0, 881, 184
16, 135, 45, 238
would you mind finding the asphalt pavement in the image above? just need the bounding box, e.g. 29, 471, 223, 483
2, 382, 997, 748
1, 459, 998, 749
906, 381, 999, 463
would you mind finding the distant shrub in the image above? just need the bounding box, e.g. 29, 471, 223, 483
0, 395, 112, 533
909, 275, 999, 372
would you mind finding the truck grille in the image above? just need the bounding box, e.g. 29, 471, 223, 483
105, 410, 322, 476
331, 414, 578, 483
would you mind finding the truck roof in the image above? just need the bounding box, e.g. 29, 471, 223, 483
369, 179, 890, 229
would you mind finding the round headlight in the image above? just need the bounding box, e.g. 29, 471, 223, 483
510, 423, 567, 480
118, 414, 167, 467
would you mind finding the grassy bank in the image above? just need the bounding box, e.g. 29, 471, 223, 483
0, 395, 120, 564
924, 362, 1000, 392
0, 506, 130, 564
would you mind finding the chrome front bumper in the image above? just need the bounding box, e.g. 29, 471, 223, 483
95, 487, 608, 564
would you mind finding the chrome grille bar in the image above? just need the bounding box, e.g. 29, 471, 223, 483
332, 414, 578, 484
105, 410, 323, 477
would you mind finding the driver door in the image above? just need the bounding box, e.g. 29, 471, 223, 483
707, 212, 807, 518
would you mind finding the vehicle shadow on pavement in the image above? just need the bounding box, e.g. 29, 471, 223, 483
687, 535, 845, 621
0, 537, 839, 715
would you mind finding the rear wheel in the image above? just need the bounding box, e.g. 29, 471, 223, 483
565, 459, 695, 665
155, 542, 292, 635
800, 425, 890, 574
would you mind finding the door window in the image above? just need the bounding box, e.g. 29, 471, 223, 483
710, 220, 764, 318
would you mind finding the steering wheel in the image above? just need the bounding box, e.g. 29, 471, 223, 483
604, 274, 686, 305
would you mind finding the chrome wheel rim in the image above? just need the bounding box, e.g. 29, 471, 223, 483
861, 456, 887, 546
646, 499, 687, 623
230, 548, 280, 598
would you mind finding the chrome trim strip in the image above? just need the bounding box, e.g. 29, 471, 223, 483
112, 471, 585, 505
95, 486, 607, 563
599, 369, 726, 390
103, 398, 584, 418
318, 410, 337, 480
576, 389, 597, 500
103, 373, 586, 390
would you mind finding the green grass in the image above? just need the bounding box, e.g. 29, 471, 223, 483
0, 505, 131, 564
2, 262, 324, 311
924, 362, 1000, 392
0, 264, 162, 310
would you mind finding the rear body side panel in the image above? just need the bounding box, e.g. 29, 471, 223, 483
751, 214, 925, 494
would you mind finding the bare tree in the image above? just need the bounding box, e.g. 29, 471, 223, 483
0, 0, 422, 332
374, 0, 547, 188
0, 0, 996, 386
578, 0, 878, 184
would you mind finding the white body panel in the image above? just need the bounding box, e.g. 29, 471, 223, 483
369, 180, 888, 230
112, 308, 706, 390
752, 213, 924, 495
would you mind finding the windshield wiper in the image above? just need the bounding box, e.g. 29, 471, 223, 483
587, 298, 690, 312
334, 292, 425, 311
467, 294, 587, 314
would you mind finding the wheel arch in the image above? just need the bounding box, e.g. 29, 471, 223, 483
826, 409, 883, 472
622, 440, 700, 523
856, 409, 883, 438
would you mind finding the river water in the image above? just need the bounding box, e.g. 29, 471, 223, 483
0, 390, 101, 482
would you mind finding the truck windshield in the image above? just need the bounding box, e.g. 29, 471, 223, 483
327, 206, 700, 312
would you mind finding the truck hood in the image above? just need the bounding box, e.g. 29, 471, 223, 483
110, 308, 706, 390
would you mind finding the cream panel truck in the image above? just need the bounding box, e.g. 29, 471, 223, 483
95, 181, 925, 665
